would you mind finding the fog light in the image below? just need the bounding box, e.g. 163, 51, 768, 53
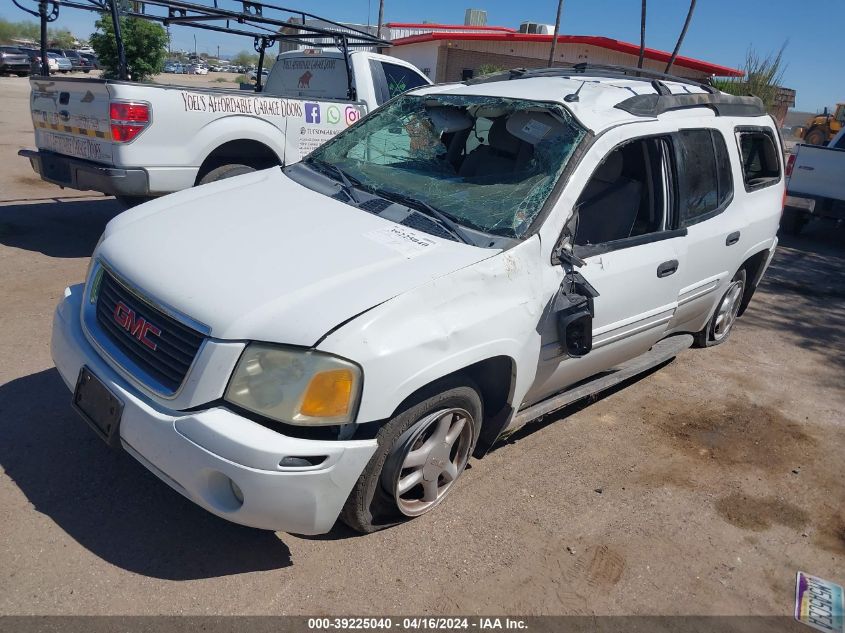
229, 479, 244, 505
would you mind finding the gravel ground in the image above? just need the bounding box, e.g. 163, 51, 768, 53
0, 74, 843, 616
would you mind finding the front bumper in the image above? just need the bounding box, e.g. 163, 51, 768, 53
19, 149, 150, 197
51, 284, 378, 534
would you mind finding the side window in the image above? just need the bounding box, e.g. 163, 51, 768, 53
735, 128, 781, 191
574, 136, 671, 248
675, 129, 732, 226
835, 134, 845, 150
371, 61, 429, 105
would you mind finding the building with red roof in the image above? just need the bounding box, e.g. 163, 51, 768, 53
383, 22, 743, 84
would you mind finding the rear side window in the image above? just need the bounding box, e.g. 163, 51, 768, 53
735, 128, 781, 191
371, 61, 429, 105
835, 134, 845, 150
675, 129, 733, 227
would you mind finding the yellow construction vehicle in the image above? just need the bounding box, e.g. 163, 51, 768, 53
800, 103, 845, 145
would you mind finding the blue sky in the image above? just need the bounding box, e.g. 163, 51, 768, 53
3, 0, 841, 111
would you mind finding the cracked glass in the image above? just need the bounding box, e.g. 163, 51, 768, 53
308, 94, 586, 237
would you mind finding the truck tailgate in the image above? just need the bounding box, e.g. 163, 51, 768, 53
30, 78, 114, 165
787, 144, 845, 203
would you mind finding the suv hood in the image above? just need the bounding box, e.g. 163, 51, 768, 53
99, 168, 493, 345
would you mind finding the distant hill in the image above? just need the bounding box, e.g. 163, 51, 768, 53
785, 110, 819, 127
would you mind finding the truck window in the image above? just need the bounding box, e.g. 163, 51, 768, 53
675, 129, 732, 226
265, 54, 349, 99
735, 128, 781, 191
574, 137, 672, 247
371, 61, 430, 105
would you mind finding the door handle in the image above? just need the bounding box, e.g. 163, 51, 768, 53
726, 231, 740, 246
657, 260, 679, 278
797, 165, 814, 171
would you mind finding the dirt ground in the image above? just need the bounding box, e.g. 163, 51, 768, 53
0, 73, 843, 617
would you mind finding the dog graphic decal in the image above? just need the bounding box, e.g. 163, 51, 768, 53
298, 71, 313, 89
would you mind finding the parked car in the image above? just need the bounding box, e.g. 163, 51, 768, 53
48, 48, 91, 73
49, 67, 782, 535
80, 52, 100, 70
20, 49, 431, 203
783, 128, 845, 234
47, 51, 72, 73
18, 48, 59, 73
247, 68, 269, 81
188, 63, 208, 75
163, 61, 180, 73
0, 46, 30, 76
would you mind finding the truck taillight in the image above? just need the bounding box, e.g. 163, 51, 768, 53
109, 101, 150, 143
785, 153, 796, 177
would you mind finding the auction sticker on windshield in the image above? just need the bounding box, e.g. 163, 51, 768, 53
795, 572, 844, 633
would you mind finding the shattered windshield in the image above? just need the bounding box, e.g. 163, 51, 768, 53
307, 94, 586, 237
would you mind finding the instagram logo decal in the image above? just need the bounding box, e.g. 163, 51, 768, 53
344, 106, 361, 126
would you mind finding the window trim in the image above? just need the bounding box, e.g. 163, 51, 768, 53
574, 228, 688, 258
734, 125, 782, 193
673, 128, 734, 228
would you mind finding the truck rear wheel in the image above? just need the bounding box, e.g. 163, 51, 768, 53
198, 163, 255, 185
780, 208, 807, 235
340, 379, 482, 533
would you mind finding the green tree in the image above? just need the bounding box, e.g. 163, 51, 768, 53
48, 28, 77, 48
231, 50, 259, 67
90, 13, 167, 81
0, 18, 40, 44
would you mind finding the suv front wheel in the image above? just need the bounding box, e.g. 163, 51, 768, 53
340, 379, 482, 533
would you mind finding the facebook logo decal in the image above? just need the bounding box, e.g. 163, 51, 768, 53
305, 103, 320, 124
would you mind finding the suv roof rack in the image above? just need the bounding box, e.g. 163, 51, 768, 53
464, 62, 765, 118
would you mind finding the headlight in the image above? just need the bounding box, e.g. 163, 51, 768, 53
225, 344, 362, 426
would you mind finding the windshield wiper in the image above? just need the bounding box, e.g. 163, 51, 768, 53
307, 159, 362, 205
369, 188, 474, 246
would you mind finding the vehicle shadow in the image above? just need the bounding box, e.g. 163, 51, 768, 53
0, 198, 122, 258
0, 368, 293, 579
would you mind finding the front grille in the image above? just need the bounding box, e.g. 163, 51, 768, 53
94, 271, 204, 393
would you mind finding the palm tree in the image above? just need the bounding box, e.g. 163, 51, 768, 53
548, 0, 564, 67
665, 0, 697, 74
637, 0, 646, 70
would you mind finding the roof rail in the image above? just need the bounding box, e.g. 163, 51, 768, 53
465, 62, 719, 92
615, 92, 766, 118
464, 62, 766, 118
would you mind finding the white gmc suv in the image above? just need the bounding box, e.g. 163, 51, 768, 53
51, 66, 783, 534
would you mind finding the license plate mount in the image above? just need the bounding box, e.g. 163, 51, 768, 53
73, 367, 123, 449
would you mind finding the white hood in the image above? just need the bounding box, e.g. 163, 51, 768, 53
99, 168, 492, 345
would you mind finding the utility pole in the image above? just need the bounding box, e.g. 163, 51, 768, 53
376, 0, 384, 40
637, 0, 646, 70
193, 33, 197, 57
548, 0, 563, 67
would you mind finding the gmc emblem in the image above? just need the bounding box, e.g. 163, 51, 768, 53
113, 301, 161, 351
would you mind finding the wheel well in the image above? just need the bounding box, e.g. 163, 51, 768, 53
737, 249, 770, 317
195, 139, 281, 184
386, 356, 517, 455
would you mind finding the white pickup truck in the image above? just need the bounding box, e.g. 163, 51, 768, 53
51, 66, 781, 535
783, 128, 845, 234
19, 49, 430, 204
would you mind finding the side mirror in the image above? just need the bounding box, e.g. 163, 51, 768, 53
553, 271, 599, 358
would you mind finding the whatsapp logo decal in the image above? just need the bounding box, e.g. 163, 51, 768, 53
326, 105, 341, 124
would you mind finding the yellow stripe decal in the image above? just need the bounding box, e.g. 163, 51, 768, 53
35, 120, 112, 141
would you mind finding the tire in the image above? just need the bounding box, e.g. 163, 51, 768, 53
693, 268, 747, 348
198, 163, 256, 185
804, 127, 828, 146
340, 378, 483, 533
780, 208, 807, 236
115, 195, 153, 209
